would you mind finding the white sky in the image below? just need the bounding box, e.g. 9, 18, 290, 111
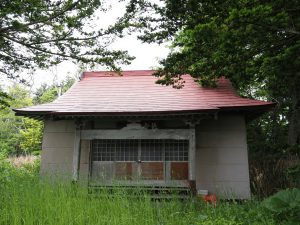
2, 0, 170, 91
29, 37, 169, 90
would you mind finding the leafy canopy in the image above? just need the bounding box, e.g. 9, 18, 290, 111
127, 2, 300, 196
127, 0, 299, 89
0, 0, 134, 81
127, 0, 300, 146
0, 85, 41, 155
0, 77, 75, 156
33, 75, 75, 104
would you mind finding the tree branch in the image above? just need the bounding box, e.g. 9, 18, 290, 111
0, 1, 80, 33
2, 33, 82, 61
31, 33, 104, 45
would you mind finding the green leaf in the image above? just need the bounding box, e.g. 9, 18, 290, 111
263, 188, 300, 221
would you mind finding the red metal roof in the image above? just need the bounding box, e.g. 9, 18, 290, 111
14, 70, 275, 116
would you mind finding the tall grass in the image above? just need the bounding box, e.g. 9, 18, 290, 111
7, 155, 39, 168
0, 163, 276, 225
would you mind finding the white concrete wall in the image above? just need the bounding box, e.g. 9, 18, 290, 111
41, 116, 251, 199
79, 140, 90, 183
41, 120, 91, 182
41, 120, 75, 178
195, 114, 251, 199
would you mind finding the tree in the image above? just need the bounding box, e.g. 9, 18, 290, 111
33, 75, 75, 104
0, 0, 134, 80
0, 76, 76, 156
19, 118, 43, 154
127, 0, 300, 146
0, 92, 11, 109
0, 0, 135, 107
0, 85, 40, 155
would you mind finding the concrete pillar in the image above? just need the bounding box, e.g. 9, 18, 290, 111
189, 126, 196, 180
72, 123, 81, 181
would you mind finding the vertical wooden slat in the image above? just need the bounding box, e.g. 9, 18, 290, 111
137, 139, 142, 177
115, 162, 133, 180
140, 162, 164, 180
88, 140, 92, 185
72, 126, 81, 182
189, 126, 196, 180
162, 141, 166, 181
165, 161, 171, 181
171, 162, 189, 180
91, 162, 114, 182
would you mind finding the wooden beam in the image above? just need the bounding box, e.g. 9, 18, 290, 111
188, 126, 196, 181
81, 129, 190, 140
72, 124, 81, 182
53, 112, 214, 121
89, 179, 189, 187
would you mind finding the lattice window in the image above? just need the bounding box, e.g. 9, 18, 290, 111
92, 139, 115, 161
92, 139, 138, 161
92, 139, 189, 162
141, 140, 164, 161
165, 140, 189, 161
115, 140, 138, 161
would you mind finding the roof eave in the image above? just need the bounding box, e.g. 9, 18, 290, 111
14, 108, 218, 117
219, 102, 276, 121
13, 102, 275, 120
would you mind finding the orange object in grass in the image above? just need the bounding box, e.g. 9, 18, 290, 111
203, 194, 218, 206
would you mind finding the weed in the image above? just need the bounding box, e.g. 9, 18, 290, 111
0, 162, 276, 225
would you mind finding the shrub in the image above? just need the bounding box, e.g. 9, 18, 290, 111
286, 164, 300, 187
0, 154, 40, 184
263, 188, 300, 224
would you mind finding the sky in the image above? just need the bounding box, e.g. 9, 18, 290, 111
29, 36, 169, 90
2, 0, 170, 91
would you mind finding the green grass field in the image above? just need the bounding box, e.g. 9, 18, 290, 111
0, 161, 276, 225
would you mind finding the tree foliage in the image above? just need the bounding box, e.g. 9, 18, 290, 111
19, 118, 43, 154
0, 85, 40, 155
0, 77, 75, 156
0, 91, 11, 109
127, 0, 300, 147
33, 75, 75, 104
0, 0, 134, 81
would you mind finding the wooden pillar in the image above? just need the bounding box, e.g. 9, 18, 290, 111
189, 125, 196, 193
72, 122, 82, 182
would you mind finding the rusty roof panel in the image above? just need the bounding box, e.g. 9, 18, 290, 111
14, 70, 275, 116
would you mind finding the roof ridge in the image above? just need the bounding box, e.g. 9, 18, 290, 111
86, 69, 155, 72
82, 70, 155, 78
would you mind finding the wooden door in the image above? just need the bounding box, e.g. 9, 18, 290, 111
165, 140, 189, 181
90, 139, 138, 183
139, 140, 164, 180
90, 139, 189, 185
